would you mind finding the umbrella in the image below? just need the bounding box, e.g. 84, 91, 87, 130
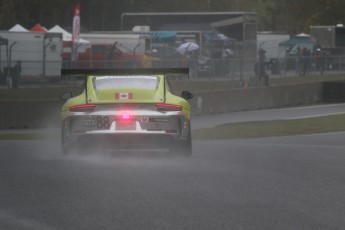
177, 42, 199, 55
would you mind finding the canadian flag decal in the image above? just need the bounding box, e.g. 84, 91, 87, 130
115, 93, 133, 100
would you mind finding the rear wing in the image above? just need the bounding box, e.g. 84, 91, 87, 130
61, 68, 190, 78
61, 68, 190, 104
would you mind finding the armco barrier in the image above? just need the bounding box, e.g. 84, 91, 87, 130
189, 82, 323, 115
323, 80, 345, 103
0, 81, 326, 129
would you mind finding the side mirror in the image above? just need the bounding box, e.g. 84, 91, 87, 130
61, 92, 73, 101
181, 91, 193, 100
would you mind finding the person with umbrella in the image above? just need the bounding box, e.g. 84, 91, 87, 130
177, 42, 199, 55
177, 41, 199, 78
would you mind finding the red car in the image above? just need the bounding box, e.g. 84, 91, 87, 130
63, 43, 143, 69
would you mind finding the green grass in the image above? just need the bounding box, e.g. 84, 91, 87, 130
192, 114, 345, 140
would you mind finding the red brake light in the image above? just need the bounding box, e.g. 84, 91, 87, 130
117, 111, 133, 123
69, 104, 96, 112
122, 113, 130, 120
155, 103, 183, 111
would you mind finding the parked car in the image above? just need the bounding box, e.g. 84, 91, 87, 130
63, 43, 143, 69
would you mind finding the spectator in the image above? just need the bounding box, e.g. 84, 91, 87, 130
315, 48, 327, 75
254, 49, 269, 86
301, 47, 311, 76
12, 60, 21, 88
142, 49, 160, 68
222, 48, 234, 76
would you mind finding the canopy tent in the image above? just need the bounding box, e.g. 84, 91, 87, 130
9, 24, 28, 32
279, 33, 313, 48
48, 25, 89, 44
279, 33, 315, 55
149, 31, 176, 42
30, 23, 47, 32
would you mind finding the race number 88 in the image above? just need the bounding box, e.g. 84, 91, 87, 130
96, 116, 110, 129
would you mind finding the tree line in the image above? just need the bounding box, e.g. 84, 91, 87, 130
0, 0, 345, 35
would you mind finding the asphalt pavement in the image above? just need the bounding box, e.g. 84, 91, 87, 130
1, 104, 345, 229
0, 133, 345, 230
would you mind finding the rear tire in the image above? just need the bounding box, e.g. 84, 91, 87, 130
61, 128, 73, 155
170, 127, 192, 157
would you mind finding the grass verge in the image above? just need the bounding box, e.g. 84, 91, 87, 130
192, 114, 345, 140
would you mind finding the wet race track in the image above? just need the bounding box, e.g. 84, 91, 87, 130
1, 132, 345, 230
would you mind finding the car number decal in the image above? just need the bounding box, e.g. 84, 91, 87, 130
96, 116, 111, 129
83, 116, 110, 129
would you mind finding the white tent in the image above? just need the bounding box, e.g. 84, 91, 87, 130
9, 24, 28, 32
49, 25, 89, 44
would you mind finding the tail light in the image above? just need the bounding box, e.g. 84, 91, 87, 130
69, 104, 96, 112
118, 111, 133, 123
155, 103, 183, 111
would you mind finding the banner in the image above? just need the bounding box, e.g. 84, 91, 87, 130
71, 3, 80, 61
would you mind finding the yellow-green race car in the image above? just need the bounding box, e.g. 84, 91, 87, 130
60, 68, 193, 156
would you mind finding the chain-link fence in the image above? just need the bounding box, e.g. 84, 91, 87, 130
1, 54, 345, 88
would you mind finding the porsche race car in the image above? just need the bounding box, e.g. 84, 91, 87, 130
60, 68, 193, 156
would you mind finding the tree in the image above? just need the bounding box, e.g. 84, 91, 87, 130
0, 0, 15, 29
1, 0, 345, 33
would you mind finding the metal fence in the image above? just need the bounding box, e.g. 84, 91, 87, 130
1, 54, 345, 87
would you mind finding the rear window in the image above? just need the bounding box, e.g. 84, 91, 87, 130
93, 75, 160, 90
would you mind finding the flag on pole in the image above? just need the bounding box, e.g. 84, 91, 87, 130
71, 3, 80, 61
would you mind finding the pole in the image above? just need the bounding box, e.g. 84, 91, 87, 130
43, 34, 46, 80
0, 45, 2, 81
8, 42, 16, 88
